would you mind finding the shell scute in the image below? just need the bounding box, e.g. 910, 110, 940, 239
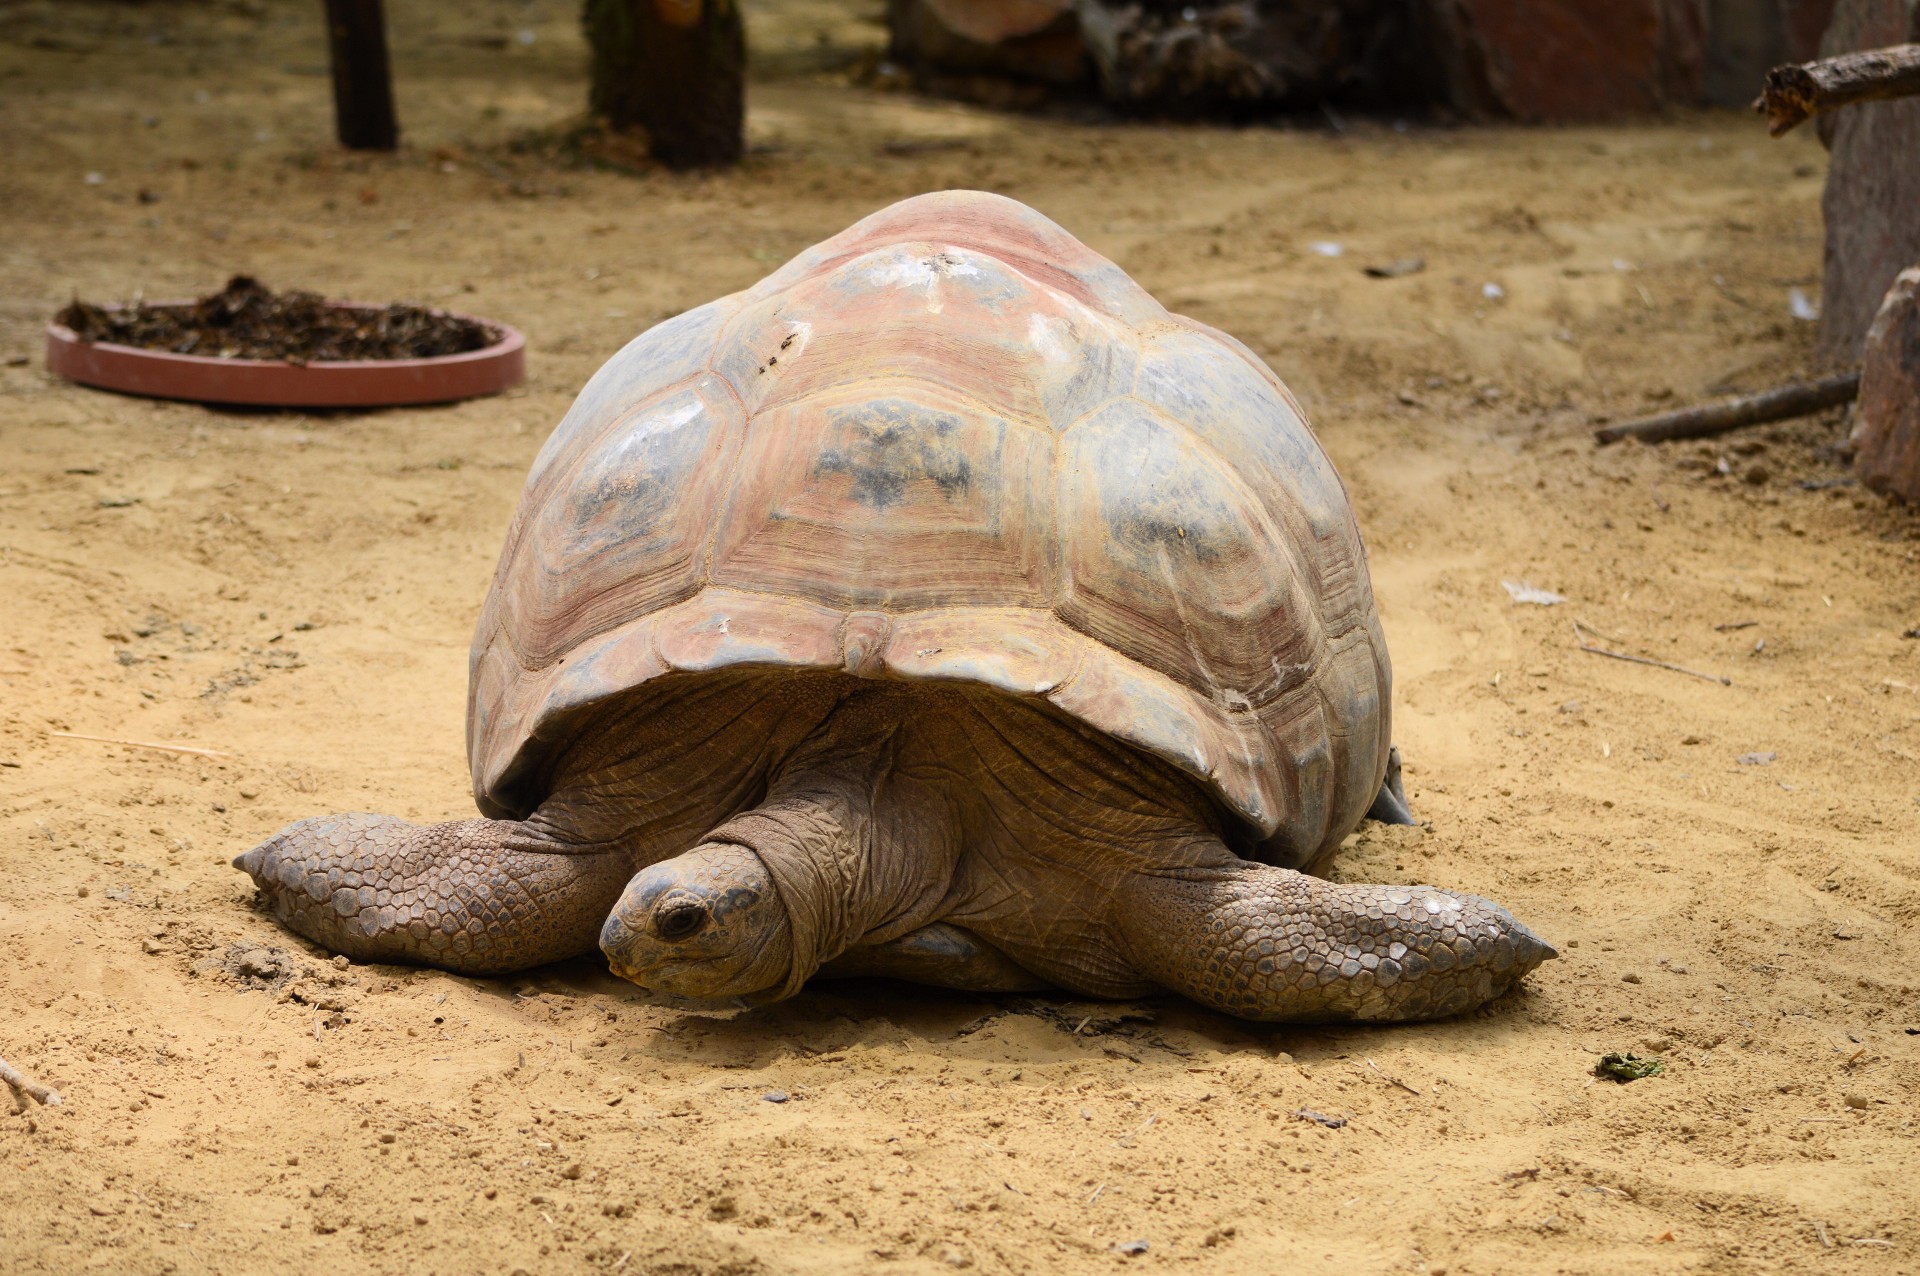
708, 385, 1057, 612
1056, 398, 1321, 706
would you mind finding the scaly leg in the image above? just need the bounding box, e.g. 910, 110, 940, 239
1113, 850, 1555, 1023
234, 814, 633, 974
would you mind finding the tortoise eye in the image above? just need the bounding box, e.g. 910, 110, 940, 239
654, 903, 708, 942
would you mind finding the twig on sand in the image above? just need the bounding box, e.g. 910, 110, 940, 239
50, 731, 230, 759
1572, 622, 1731, 686
1592, 372, 1859, 445
1364, 1058, 1422, 1096
0, 1056, 62, 1111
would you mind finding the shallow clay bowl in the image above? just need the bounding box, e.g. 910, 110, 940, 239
45, 304, 525, 408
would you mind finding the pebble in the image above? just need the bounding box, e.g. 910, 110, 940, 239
561, 1163, 583, 1180
413, 1212, 428, 1225
332, 955, 350, 970
1744, 464, 1770, 486
238, 786, 259, 800
1621, 972, 1642, 984
763, 1091, 788, 1104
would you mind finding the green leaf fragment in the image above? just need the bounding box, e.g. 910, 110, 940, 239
1595, 1052, 1665, 1081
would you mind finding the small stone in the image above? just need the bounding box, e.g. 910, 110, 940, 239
413, 1212, 428, 1225
1114, 1240, 1150, 1256
1844, 1094, 1870, 1110
1743, 464, 1769, 486
77, 886, 89, 898
763, 1090, 788, 1103
304, 1056, 321, 1068
940, 1247, 972, 1270
238, 786, 260, 800
1621, 972, 1642, 984
378, 1133, 396, 1145
332, 955, 350, 970
1558, 701, 1581, 714
561, 1162, 583, 1180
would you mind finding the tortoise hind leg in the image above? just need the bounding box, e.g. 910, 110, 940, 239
235, 814, 633, 975
1364, 745, 1415, 825
817, 922, 1052, 992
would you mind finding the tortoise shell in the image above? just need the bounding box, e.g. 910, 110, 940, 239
467, 190, 1390, 870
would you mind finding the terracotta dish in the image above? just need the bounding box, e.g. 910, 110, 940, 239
45, 305, 525, 408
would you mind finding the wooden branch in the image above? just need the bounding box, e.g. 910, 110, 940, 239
50, 731, 231, 759
1755, 44, 1920, 137
0, 1056, 61, 1111
1577, 641, 1731, 685
1593, 372, 1859, 445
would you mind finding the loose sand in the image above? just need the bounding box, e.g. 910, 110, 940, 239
1, 3, 1916, 1273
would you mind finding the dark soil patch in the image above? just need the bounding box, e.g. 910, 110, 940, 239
56, 275, 498, 363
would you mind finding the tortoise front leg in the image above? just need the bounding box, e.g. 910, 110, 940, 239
234, 814, 633, 975
1112, 848, 1556, 1023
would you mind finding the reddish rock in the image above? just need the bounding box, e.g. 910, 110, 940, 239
1854, 267, 1920, 502
1703, 0, 1839, 105
887, 0, 1087, 88
1816, 0, 1920, 360
1428, 0, 1710, 120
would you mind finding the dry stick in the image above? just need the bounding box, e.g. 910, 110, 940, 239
50, 731, 230, 760
1365, 1058, 1422, 1096
1572, 621, 1731, 686
1755, 43, 1920, 137
0, 1056, 62, 1110
1593, 372, 1860, 445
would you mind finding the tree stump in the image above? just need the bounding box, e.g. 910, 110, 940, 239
583, 0, 745, 170
1853, 266, 1920, 501
324, 0, 398, 150
1816, 0, 1920, 360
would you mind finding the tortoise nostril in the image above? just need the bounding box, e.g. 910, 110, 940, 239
654, 903, 708, 942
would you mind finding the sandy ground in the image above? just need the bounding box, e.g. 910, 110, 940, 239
2, 2, 1918, 1273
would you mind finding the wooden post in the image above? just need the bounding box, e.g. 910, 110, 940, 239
324, 0, 399, 151
583, 0, 745, 170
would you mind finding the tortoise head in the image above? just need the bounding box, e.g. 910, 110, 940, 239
600, 842, 793, 1001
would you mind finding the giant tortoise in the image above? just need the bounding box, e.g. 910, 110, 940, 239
236, 190, 1553, 1022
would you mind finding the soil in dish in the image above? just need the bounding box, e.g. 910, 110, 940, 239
56, 275, 497, 363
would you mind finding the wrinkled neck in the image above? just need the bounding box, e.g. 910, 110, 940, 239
703, 708, 963, 998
